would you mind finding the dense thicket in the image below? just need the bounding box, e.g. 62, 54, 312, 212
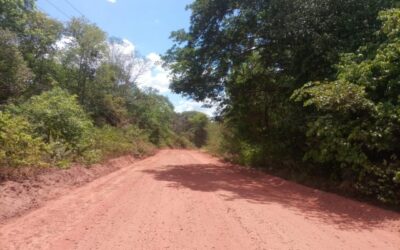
165, 0, 400, 204
0, 0, 209, 172
173, 111, 209, 147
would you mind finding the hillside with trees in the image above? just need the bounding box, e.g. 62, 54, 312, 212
0, 0, 208, 174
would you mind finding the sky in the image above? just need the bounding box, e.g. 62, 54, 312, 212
37, 0, 216, 116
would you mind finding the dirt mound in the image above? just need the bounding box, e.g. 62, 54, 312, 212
0, 155, 136, 224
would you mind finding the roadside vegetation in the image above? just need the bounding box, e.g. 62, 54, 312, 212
0, 0, 209, 178
2, 0, 400, 207
166, 0, 400, 205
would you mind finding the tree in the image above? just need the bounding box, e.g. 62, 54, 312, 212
293, 8, 400, 203
0, 111, 46, 167
165, 0, 393, 163
86, 63, 129, 126
128, 88, 175, 146
108, 37, 149, 87
62, 18, 107, 105
0, 29, 33, 105
0, 0, 35, 33
20, 11, 63, 95
174, 111, 209, 147
0, 1, 63, 97
17, 87, 93, 150
83, 38, 150, 126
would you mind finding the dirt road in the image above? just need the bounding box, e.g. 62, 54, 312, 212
1, 150, 399, 249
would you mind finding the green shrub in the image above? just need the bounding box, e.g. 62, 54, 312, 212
91, 125, 156, 160
92, 126, 134, 158
0, 29, 33, 104
16, 87, 94, 154
292, 9, 400, 204
238, 142, 263, 166
172, 135, 194, 149
0, 112, 47, 167
205, 122, 246, 162
395, 172, 400, 184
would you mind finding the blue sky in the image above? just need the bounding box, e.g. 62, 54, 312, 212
37, 0, 215, 116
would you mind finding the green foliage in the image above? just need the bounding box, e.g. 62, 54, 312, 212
165, 0, 390, 100
17, 88, 94, 154
238, 143, 264, 166
167, 0, 399, 205
0, 111, 46, 167
20, 11, 63, 95
61, 18, 107, 105
0, 1, 205, 178
174, 111, 209, 148
86, 63, 129, 126
0, 0, 35, 33
128, 88, 176, 146
205, 122, 225, 155
395, 171, 400, 183
293, 9, 400, 204
91, 125, 155, 159
187, 112, 208, 147
165, 0, 391, 165
0, 2, 62, 98
170, 135, 194, 149
0, 29, 33, 104
205, 121, 236, 158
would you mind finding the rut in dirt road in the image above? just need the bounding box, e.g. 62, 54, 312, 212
1, 150, 399, 250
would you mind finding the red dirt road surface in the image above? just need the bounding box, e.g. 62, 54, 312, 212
1, 150, 399, 249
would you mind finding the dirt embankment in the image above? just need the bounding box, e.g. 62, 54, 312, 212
0, 155, 136, 224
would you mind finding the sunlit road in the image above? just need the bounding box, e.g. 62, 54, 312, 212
1, 150, 399, 249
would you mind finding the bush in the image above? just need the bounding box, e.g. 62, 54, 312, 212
171, 135, 194, 149
16, 87, 94, 153
91, 125, 156, 160
0, 112, 47, 167
292, 9, 400, 204
2, 88, 159, 168
0, 29, 33, 104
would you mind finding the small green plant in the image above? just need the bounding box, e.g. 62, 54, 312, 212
394, 172, 400, 184
90, 125, 155, 160
0, 112, 47, 167
14, 88, 94, 164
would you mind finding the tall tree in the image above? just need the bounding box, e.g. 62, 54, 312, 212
165, 0, 393, 161
0, 0, 35, 33
62, 18, 107, 105
292, 8, 400, 203
174, 111, 209, 147
0, 29, 33, 104
20, 11, 63, 94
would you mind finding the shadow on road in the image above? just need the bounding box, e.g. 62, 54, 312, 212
142, 163, 400, 231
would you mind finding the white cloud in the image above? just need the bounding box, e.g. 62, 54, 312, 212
146, 52, 162, 63
136, 52, 171, 93
174, 99, 217, 117
55, 35, 216, 116
92, 36, 217, 116
120, 39, 135, 54
109, 38, 135, 56
55, 36, 75, 50
136, 51, 217, 116
107, 0, 117, 3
